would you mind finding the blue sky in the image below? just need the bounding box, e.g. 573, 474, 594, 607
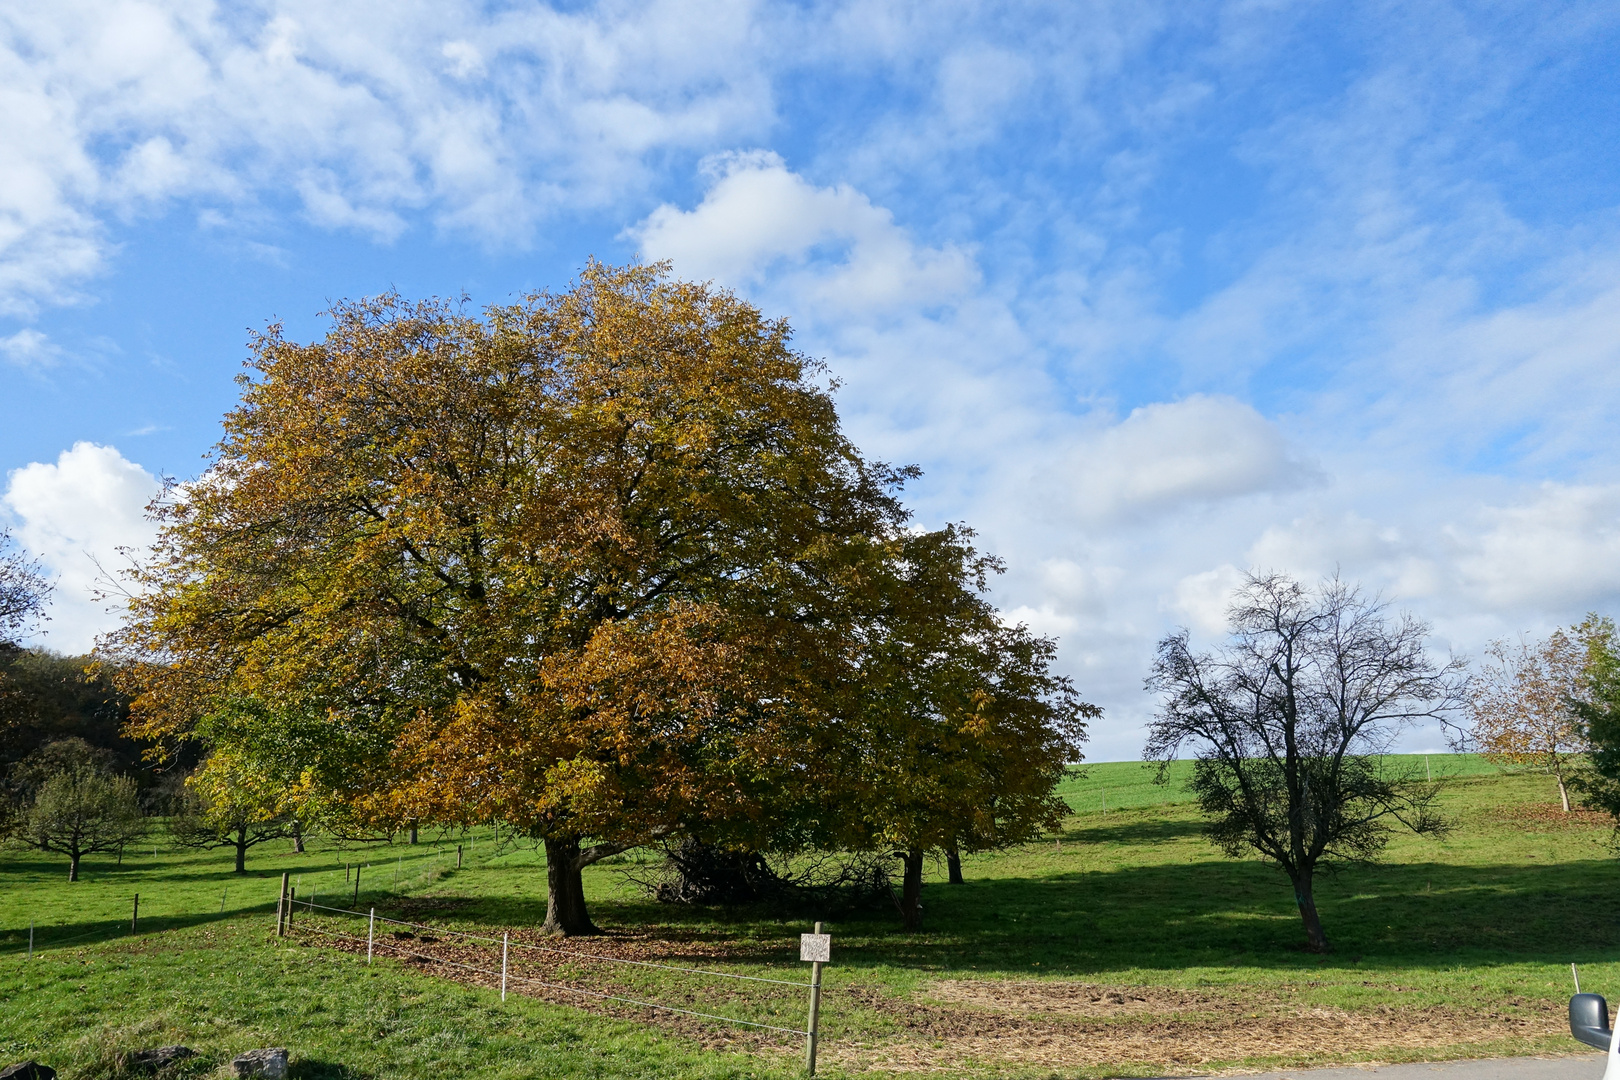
3, 0, 1619, 760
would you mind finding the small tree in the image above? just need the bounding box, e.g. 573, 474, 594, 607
840, 527, 1093, 930
1469, 626, 1602, 811
17, 740, 146, 880
1567, 617, 1620, 818
169, 756, 295, 873
1145, 573, 1463, 953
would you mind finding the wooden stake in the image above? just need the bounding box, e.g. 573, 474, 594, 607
352, 864, 361, 909
277, 872, 289, 936
805, 920, 825, 1075
131, 894, 139, 935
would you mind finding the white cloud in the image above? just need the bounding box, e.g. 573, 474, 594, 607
1246, 510, 1441, 601
1068, 395, 1316, 522
1001, 604, 1079, 641
0, 328, 62, 368
441, 41, 485, 81
3, 443, 161, 653
1453, 483, 1620, 610
631, 150, 977, 315
1168, 564, 1244, 637
0, 0, 780, 310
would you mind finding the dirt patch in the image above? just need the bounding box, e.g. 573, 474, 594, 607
295, 916, 807, 1054
292, 920, 1572, 1073
824, 979, 1568, 1073
928, 979, 1211, 1016
1484, 804, 1611, 829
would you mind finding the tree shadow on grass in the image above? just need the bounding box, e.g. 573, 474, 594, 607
22, 843, 1620, 984
547, 854, 1620, 977
0, 907, 282, 956
1057, 817, 1208, 844
810, 855, 1620, 976
0, 851, 335, 885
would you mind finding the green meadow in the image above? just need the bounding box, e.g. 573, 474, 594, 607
3, 755, 1616, 1078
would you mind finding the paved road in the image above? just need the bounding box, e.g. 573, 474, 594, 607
1206, 1056, 1607, 1080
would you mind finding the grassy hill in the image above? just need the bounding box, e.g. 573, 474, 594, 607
2, 755, 1615, 1078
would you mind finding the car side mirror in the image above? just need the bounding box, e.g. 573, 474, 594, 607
1571, 993, 1612, 1051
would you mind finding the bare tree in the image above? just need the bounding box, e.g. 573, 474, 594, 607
1145, 573, 1465, 953
0, 528, 50, 644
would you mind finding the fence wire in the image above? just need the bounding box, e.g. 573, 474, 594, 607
298, 899, 809, 987
289, 898, 814, 1039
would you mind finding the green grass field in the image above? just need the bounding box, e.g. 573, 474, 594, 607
3, 755, 1617, 1078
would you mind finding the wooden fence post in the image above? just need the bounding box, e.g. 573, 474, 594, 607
803, 921, 828, 1075
131, 894, 139, 935
277, 872, 289, 936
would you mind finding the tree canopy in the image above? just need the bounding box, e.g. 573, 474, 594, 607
1145, 573, 1463, 952
830, 526, 1091, 928
0, 527, 49, 646
15, 738, 146, 881
109, 262, 1090, 932
1468, 619, 1611, 812
1566, 617, 1620, 818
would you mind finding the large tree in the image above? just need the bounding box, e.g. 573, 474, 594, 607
1145, 573, 1463, 953
110, 263, 911, 934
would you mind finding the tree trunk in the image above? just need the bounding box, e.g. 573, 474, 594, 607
899, 847, 925, 931
68, 852, 80, 882
1559, 777, 1571, 813
946, 843, 964, 885
235, 824, 248, 874
1292, 870, 1329, 953
543, 836, 600, 936
292, 820, 305, 853
409, 825, 418, 845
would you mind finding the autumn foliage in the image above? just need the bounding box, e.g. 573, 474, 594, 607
107, 262, 1089, 932
1468, 617, 1614, 812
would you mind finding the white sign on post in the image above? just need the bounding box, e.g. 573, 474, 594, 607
800, 933, 831, 963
